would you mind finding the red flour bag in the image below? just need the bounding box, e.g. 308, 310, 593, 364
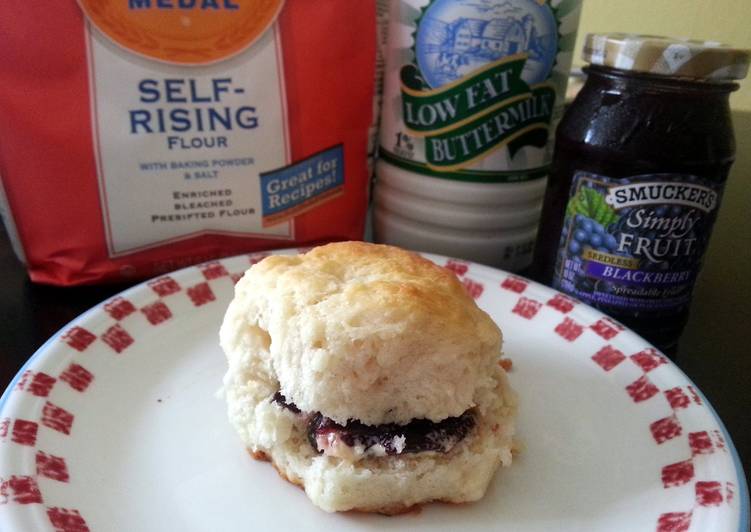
0, 1, 376, 285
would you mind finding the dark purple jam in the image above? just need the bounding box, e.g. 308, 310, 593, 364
306, 411, 475, 455
272, 392, 475, 455
272, 391, 300, 414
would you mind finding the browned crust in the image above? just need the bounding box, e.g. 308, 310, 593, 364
270, 460, 305, 490
248, 448, 305, 490
249, 449, 270, 462
247, 448, 475, 516
347, 497, 473, 515
345, 502, 423, 516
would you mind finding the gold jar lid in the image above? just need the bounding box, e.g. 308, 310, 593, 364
583, 33, 750, 81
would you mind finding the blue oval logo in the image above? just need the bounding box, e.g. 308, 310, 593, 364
415, 0, 558, 88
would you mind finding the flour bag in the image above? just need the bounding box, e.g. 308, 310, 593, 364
0, 1, 377, 285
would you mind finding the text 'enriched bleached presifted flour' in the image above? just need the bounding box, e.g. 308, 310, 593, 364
0, 0, 377, 285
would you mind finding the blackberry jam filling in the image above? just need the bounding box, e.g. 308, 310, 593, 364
272, 392, 475, 456
272, 391, 300, 414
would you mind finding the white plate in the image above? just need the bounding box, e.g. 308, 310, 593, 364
0, 250, 747, 532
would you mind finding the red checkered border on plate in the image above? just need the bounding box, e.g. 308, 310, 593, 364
591, 345, 734, 531
445, 259, 485, 300
2, 253, 737, 531
0, 251, 270, 531
493, 266, 736, 532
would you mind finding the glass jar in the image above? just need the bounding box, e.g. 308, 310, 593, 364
531, 34, 750, 355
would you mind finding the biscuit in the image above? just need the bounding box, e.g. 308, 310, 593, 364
220, 242, 517, 513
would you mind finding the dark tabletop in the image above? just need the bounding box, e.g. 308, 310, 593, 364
1, 223, 748, 491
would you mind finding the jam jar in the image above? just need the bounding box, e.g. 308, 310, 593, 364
531, 34, 750, 355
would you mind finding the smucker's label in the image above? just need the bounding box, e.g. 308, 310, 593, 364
378, 0, 580, 183
553, 172, 724, 313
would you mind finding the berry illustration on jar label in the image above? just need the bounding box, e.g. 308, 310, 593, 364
552, 172, 724, 313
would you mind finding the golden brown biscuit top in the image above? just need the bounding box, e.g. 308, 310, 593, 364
226, 241, 501, 425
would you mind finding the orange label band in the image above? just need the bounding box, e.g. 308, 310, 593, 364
78, 0, 285, 64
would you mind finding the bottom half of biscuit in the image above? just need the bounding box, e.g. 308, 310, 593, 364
223, 364, 517, 514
